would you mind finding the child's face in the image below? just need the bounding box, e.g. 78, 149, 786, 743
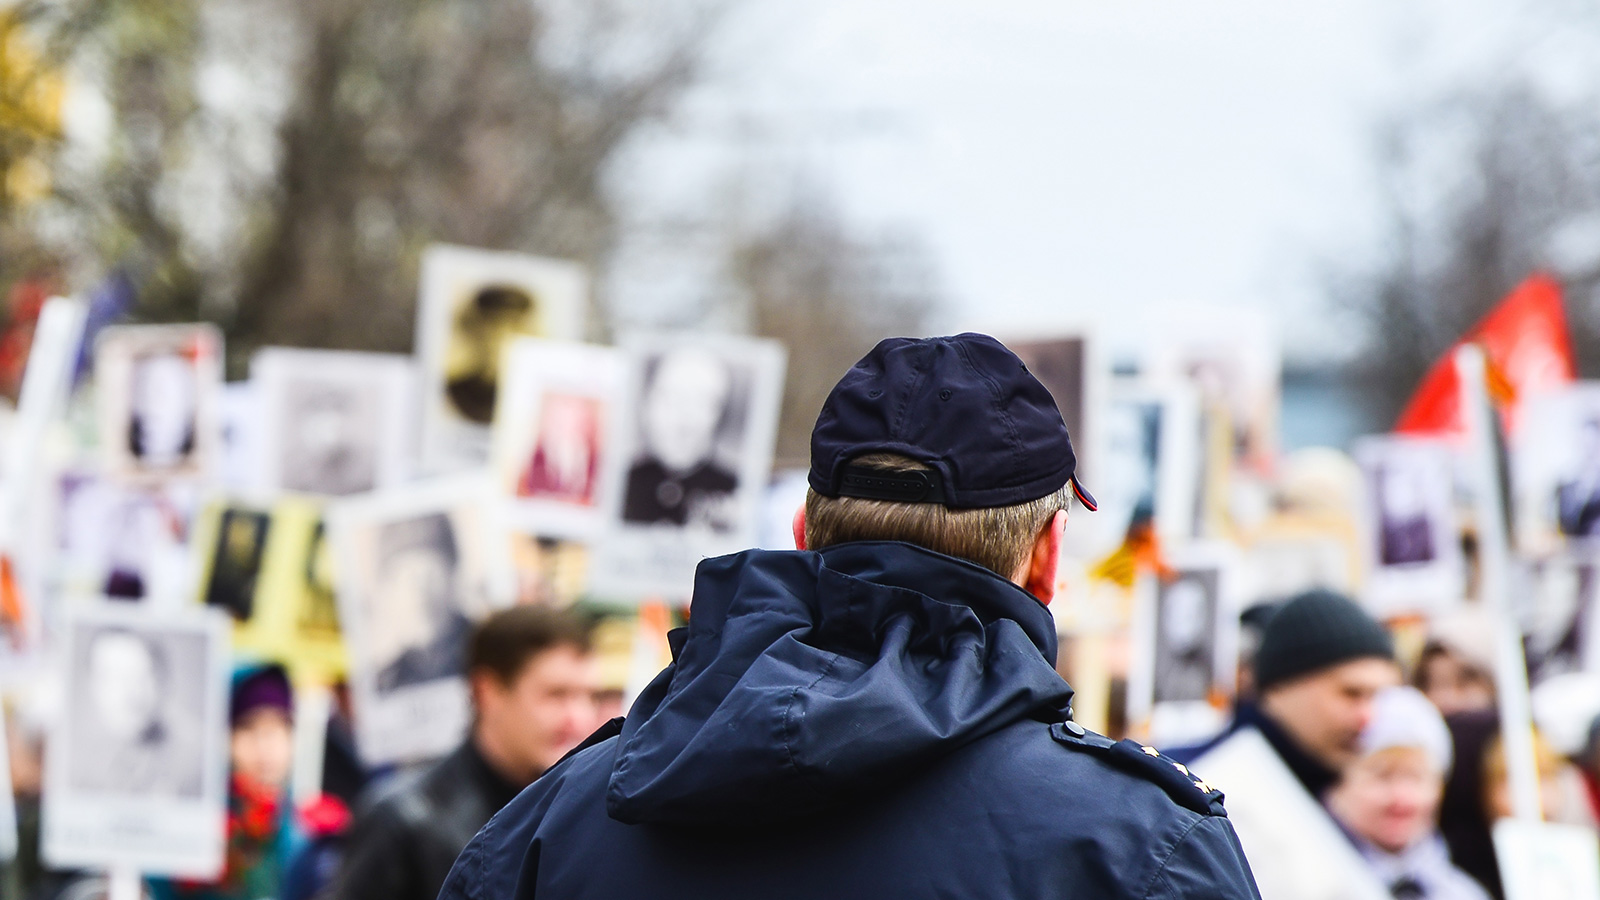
1329, 746, 1441, 854
231, 707, 294, 791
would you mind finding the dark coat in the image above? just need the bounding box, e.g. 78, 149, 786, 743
441, 542, 1261, 900
330, 742, 521, 900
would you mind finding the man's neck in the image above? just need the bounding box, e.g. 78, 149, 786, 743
1239, 703, 1340, 799
470, 723, 535, 791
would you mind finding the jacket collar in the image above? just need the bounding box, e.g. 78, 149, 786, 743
816, 541, 1059, 664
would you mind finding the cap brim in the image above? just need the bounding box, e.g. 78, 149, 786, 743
1070, 476, 1098, 512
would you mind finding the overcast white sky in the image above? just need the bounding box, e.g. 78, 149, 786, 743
610, 0, 1599, 363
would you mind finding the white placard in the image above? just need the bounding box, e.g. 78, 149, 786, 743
1494, 820, 1600, 900
95, 324, 224, 484
416, 244, 586, 472
253, 348, 416, 496
490, 339, 624, 540
1144, 310, 1282, 476
1353, 434, 1465, 617
587, 334, 786, 601
328, 476, 514, 764
1515, 383, 1600, 554
1097, 381, 1202, 550
0, 298, 86, 681
42, 603, 230, 878
1128, 542, 1240, 746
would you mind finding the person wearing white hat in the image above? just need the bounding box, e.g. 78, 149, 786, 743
1326, 686, 1489, 900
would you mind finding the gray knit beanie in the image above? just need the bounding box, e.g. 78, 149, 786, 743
1254, 589, 1394, 690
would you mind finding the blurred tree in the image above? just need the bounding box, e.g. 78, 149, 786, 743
733, 193, 940, 467
1335, 83, 1600, 424
2, 0, 713, 375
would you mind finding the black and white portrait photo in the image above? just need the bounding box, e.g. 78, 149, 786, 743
96, 325, 223, 483
44, 606, 229, 878
1099, 385, 1200, 551
66, 625, 206, 797
1355, 435, 1464, 616
279, 379, 381, 495
1373, 461, 1436, 566
370, 513, 473, 692
254, 348, 414, 497
1128, 544, 1238, 746
1515, 385, 1600, 553
330, 478, 514, 764
416, 245, 586, 470
622, 348, 749, 533
1521, 558, 1599, 686
1557, 417, 1600, 539
128, 351, 199, 469
1152, 569, 1219, 705
588, 336, 786, 600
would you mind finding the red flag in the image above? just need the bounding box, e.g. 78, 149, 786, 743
1395, 273, 1575, 435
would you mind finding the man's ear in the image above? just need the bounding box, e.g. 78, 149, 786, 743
1022, 509, 1068, 605
792, 503, 807, 550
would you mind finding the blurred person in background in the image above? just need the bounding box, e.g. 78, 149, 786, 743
1437, 710, 1503, 899
152, 663, 349, 900
329, 607, 596, 900
440, 335, 1259, 900
1413, 614, 1496, 716
1578, 714, 1600, 823
1481, 727, 1589, 826
1326, 687, 1488, 900
1183, 589, 1400, 900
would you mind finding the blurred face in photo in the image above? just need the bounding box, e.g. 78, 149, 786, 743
1379, 464, 1425, 519
88, 632, 163, 741
641, 351, 730, 474
1327, 746, 1441, 854
1162, 580, 1208, 653
132, 353, 197, 465
372, 534, 457, 665
1260, 657, 1400, 771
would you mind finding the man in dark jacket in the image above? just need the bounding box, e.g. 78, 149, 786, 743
440, 334, 1260, 900
329, 607, 597, 900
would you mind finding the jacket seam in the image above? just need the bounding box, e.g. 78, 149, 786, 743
1138, 814, 1206, 900
781, 650, 845, 795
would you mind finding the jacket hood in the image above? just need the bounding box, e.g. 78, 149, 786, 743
605, 542, 1074, 826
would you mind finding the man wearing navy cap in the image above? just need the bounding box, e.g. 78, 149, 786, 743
439, 334, 1261, 900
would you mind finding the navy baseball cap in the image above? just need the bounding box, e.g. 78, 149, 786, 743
809, 333, 1097, 511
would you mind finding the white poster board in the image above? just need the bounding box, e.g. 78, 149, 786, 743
415, 244, 586, 472
1128, 542, 1240, 746
1353, 434, 1465, 617
42, 603, 230, 878
253, 348, 415, 496
1494, 820, 1600, 900
0, 298, 86, 681
1097, 381, 1201, 550
587, 335, 786, 601
95, 324, 224, 485
490, 339, 624, 540
1514, 383, 1600, 554
328, 477, 515, 764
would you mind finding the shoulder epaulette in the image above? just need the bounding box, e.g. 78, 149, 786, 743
1049, 721, 1227, 817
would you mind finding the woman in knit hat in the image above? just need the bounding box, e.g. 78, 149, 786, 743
151, 663, 349, 900
1326, 686, 1489, 900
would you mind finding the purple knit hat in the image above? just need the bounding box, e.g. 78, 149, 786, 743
231, 663, 293, 727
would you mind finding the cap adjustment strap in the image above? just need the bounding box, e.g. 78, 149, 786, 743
838, 465, 948, 504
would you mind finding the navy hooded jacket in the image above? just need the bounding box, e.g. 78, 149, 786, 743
439, 542, 1262, 899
